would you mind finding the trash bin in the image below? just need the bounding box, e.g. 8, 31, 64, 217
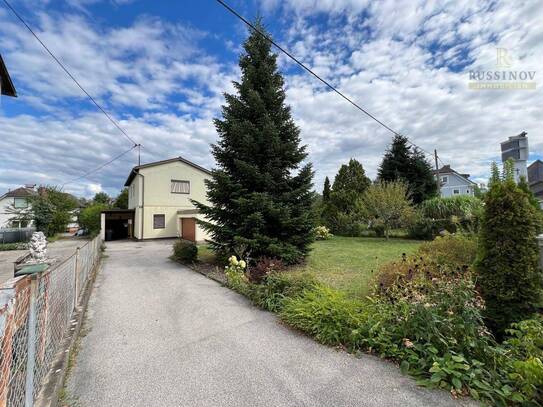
105, 229, 114, 241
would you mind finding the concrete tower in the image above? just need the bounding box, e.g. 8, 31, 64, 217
501, 131, 528, 182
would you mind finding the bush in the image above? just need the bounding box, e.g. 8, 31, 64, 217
172, 239, 198, 263
314, 225, 332, 240
416, 234, 477, 269
501, 317, 543, 403
475, 172, 543, 337
79, 203, 109, 236
247, 257, 284, 283
0, 242, 27, 251
280, 285, 364, 346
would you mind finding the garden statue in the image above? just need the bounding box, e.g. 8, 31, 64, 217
28, 231, 48, 263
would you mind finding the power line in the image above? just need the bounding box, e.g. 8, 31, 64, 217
215, 0, 436, 158
2, 0, 139, 147
60, 145, 137, 188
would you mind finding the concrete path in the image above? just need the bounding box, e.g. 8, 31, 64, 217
67, 240, 466, 407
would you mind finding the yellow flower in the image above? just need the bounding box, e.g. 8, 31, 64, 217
231, 257, 239, 266
239, 260, 246, 269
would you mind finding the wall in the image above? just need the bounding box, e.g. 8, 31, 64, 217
129, 160, 211, 240
439, 173, 474, 198
0, 197, 14, 227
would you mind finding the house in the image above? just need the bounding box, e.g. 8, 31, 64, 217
0, 185, 36, 228
434, 165, 476, 197
528, 160, 543, 208
0, 54, 17, 97
100, 156, 212, 242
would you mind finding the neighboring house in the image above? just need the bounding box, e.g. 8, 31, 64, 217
0, 185, 36, 228
434, 165, 476, 197
0, 53, 17, 97
101, 156, 212, 242
528, 160, 543, 208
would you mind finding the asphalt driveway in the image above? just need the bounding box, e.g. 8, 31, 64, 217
67, 240, 467, 407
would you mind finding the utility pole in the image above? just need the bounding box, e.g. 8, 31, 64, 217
137, 144, 141, 166
434, 149, 440, 191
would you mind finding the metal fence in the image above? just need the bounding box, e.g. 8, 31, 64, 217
0, 235, 102, 406
0, 229, 35, 244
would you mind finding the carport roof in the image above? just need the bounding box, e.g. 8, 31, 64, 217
124, 156, 211, 186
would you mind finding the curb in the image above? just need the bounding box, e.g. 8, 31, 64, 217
34, 255, 103, 407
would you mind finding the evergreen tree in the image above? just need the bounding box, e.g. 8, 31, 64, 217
193, 21, 314, 264
322, 158, 370, 235
475, 164, 543, 337
114, 188, 129, 209
322, 176, 331, 202
378, 135, 438, 204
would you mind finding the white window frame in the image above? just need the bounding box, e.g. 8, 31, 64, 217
453, 189, 460, 195
171, 180, 190, 194
13, 197, 28, 208
441, 176, 448, 184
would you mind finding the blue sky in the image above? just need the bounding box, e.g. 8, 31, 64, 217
0, 0, 541, 198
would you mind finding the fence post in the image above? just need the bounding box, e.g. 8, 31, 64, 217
74, 247, 80, 308
24, 275, 38, 407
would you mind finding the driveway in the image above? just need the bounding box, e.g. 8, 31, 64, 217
0, 237, 87, 284
67, 240, 466, 407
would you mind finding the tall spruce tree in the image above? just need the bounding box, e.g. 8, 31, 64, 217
193, 21, 314, 264
330, 158, 371, 213
378, 135, 438, 204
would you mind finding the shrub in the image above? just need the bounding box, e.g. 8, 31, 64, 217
79, 203, 109, 235
280, 285, 364, 346
314, 225, 332, 240
247, 257, 284, 283
172, 239, 198, 264
416, 234, 477, 269
501, 317, 543, 403
0, 242, 27, 251
475, 169, 543, 337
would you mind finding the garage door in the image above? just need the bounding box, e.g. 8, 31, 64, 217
181, 218, 196, 242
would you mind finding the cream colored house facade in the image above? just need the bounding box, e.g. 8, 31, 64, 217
124, 157, 212, 242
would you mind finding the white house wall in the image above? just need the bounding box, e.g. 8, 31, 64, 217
439, 172, 474, 198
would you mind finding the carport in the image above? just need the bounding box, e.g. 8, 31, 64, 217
100, 209, 135, 241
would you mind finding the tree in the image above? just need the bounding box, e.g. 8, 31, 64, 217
8, 186, 78, 237
323, 159, 370, 235
79, 203, 108, 235
359, 181, 414, 240
93, 192, 111, 205
475, 163, 543, 338
378, 135, 438, 204
192, 20, 315, 264
322, 177, 331, 202
114, 188, 129, 209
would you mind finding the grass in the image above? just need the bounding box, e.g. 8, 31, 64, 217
294, 236, 421, 299
196, 236, 421, 299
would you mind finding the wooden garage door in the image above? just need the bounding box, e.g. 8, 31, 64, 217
181, 218, 196, 242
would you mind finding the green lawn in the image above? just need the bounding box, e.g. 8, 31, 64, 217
295, 236, 421, 299
197, 236, 421, 299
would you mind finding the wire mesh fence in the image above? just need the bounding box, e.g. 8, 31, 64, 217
0, 235, 102, 406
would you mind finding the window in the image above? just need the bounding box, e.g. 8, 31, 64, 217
453, 189, 459, 195
171, 180, 190, 194
14, 198, 28, 208
153, 214, 165, 229
441, 176, 448, 184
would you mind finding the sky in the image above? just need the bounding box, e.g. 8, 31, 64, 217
0, 0, 541, 198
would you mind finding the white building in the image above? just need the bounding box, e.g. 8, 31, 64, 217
0, 185, 36, 228
434, 165, 476, 198
501, 131, 528, 182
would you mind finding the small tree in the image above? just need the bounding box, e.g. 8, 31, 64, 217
114, 188, 129, 209
322, 177, 331, 203
475, 162, 543, 337
359, 181, 414, 239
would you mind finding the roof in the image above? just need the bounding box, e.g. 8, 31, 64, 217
433, 165, 476, 185
0, 54, 17, 97
0, 187, 36, 200
124, 156, 211, 186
